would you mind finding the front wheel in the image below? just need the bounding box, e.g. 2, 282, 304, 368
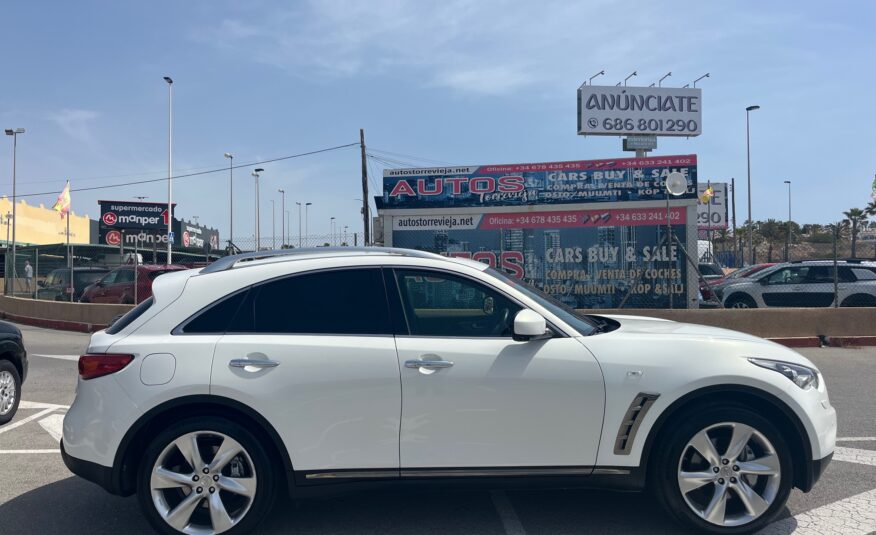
725, 294, 757, 309
0, 360, 21, 425
651, 404, 793, 534
137, 417, 277, 535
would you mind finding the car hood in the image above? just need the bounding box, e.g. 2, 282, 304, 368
602, 314, 775, 344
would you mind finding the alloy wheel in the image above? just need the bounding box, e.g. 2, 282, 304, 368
150, 431, 257, 535
0, 370, 16, 416
677, 421, 781, 527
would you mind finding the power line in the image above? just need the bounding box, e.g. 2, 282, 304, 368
16, 142, 360, 199
368, 147, 457, 166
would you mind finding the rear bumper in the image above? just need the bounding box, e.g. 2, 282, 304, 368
61, 439, 122, 495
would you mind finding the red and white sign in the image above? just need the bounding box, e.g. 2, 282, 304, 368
478, 207, 686, 230
102, 212, 118, 226
182, 231, 190, 247
105, 230, 122, 246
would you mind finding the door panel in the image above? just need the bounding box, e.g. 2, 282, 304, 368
396, 336, 604, 468
211, 335, 401, 471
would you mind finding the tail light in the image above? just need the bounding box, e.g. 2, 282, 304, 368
78, 354, 134, 380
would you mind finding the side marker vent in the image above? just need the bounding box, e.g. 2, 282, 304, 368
613, 393, 660, 455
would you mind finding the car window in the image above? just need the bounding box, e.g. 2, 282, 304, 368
394, 269, 520, 337
114, 269, 135, 283
180, 290, 249, 334
100, 270, 119, 285
765, 266, 808, 285
76, 271, 105, 287
699, 264, 723, 277
805, 266, 833, 283
851, 268, 876, 281
45, 272, 58, 286
229, 268, 391, 335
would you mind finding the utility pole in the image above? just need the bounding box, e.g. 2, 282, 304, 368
278, 189, 285, 248
164, 76, 173, 265
360, 129, 369, 245
731, 178, 738, 267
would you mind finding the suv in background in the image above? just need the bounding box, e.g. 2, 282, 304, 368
718, 261, 876, 308
36, 267, 110, 302
79, 264, 186, 304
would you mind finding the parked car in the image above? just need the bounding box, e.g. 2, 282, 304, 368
79, 264, 186, 304
62, 248, 835, 535
36, 267, 110, 302
718, 260, 876, 308
701, 263, 778, 304
0, 321, 27, 426
698, 262, 725, 281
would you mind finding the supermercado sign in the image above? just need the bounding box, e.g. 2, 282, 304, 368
577, 86, 702, 137
380, 155, 697, 209
99, 200, 173, 230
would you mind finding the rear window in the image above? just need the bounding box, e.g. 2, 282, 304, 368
178, 290, 249, 334
75, 272, 105, 286
105, 297, 154, 335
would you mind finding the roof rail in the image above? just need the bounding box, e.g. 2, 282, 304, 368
199, 247, 444, 274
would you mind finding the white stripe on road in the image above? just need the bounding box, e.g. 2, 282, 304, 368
837, 437, 876, 442
38, 414, 64, 443
758, 489, 876, 534
0, 449, 59, 454
491, 491, 527, 535
29, 354, 80, 361
19, 400, 69, 410
833, 446, 876, 467
0, 408, 56, 435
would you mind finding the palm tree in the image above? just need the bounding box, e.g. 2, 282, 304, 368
758, 219, 784, 262
843, 208, 869, 258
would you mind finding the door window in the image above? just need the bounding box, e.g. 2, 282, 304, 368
765, 267, 808, 285
394, 270, 520, 337
114, 269, 135, 284
228, 268, 391, 335
100, 270, 119, 285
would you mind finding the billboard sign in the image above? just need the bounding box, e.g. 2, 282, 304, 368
391, 207, 689, 309
697, 182, 728, 230
379, 155, 697, 209
98, 200, 173, 230
178, 221, 220, 252
577, 86, 702, 137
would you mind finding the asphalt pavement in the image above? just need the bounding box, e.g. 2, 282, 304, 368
1, 323, 874, 534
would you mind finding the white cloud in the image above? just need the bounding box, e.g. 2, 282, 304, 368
48, 109, 101, 147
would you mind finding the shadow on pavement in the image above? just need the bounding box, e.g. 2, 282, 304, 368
0, 476, 793, 534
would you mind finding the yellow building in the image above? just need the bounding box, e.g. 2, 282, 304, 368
0, 196, 91, 245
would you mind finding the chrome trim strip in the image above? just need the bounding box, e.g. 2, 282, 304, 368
401, 467, 593, 478
614, 392, 661, 455
305, 470, 399, 480
592, 468, 631, 475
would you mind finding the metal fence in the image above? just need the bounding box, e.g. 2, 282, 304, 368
228, 233, 364, 253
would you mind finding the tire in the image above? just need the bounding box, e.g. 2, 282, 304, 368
0, 360, 22, 425
725, 294, 757, 309
651, 403, 793, 534
840, 294, 876, 307
137, 416, 277, 535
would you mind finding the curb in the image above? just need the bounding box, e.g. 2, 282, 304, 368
0, 311, 106, 333
767, 337, 823, 348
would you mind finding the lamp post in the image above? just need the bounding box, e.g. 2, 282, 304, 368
271, 199, 275, 249
746, 105, 760, 265
305, 202, 312, 246
285, 210, 290, 247
4, 128, 24, 294
163, 76, 173, 265
295, 202, 302, 247
784, 180, 792, 261
278, 189, 285, 248
343, 225, 348, 246
624, 71, 637, 86
330, 217, 336, 246
224, 153, 234, 249
658, 72, 672, 87
252, 168, 263, 250
693, 73, 710, 87
588, 70, 604, 86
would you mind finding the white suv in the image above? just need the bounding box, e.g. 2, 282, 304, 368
719, 261, 876, 308
62, 248, 836, 535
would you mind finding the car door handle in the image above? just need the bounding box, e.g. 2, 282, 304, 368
405, 359, 454, 369
229, 359, 280, 369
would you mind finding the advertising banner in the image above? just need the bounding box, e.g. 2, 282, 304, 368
98, 200, 173, 230
577, 86, 702, 137
380, 155, 697, 209
696, 182, 728, 230
178, 221, 220, 252
391, 207, 689, 309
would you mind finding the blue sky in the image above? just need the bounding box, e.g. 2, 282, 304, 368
2, 0, 875, 243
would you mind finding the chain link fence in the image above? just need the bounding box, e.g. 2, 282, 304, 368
228, 233, 363, 253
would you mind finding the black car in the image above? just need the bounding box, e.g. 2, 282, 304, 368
0, 321, 27, 425
37, 267, 110, 302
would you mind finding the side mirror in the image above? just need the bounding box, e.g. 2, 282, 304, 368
513, 309, 551, 342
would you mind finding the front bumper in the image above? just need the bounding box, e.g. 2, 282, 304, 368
61, 439, 120, 495
801, 451, 833, 492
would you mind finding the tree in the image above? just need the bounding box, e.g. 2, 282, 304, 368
758, 219, 786, 262
843, 208, 869, 258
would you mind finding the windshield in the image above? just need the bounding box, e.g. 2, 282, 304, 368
486, 268, 598, 336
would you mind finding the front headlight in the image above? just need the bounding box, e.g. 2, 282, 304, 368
748, 358, 819, 390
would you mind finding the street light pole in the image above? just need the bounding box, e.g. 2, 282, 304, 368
224, 153, 234, 250
295, 202, 302, 247
163, 76, 173, 265
285, 210, 290, 247
746, 105, 760, 265
252, 168, 263, 250
305, 202, 312, 246
271, 199, 276, 249
278, 189, 285, 248
784, 180, 792, 261
4, 128, 24, 294
330, 217, 336, 246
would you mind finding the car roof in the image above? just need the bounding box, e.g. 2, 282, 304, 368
199, 247, 471, 274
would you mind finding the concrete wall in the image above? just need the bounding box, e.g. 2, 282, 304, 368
588, 307, 876, 339
0, 295, 132, 332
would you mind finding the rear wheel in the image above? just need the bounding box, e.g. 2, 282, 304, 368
725, 294, 757, 309
840, 294, 876, 307
137, 417, 277, 535
0, 360, 21, 425
651, 404, 792, 534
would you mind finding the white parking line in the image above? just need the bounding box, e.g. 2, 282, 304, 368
837, 437, 876, 442
0, 449, 59, 454
834, 447, 876, 468
491, 490, 527, 535
19, 400, 70, 410
0, 408, 56, 435
38, 414, 64, 443
758, 489, 876, 534
29, 354, 80, 361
